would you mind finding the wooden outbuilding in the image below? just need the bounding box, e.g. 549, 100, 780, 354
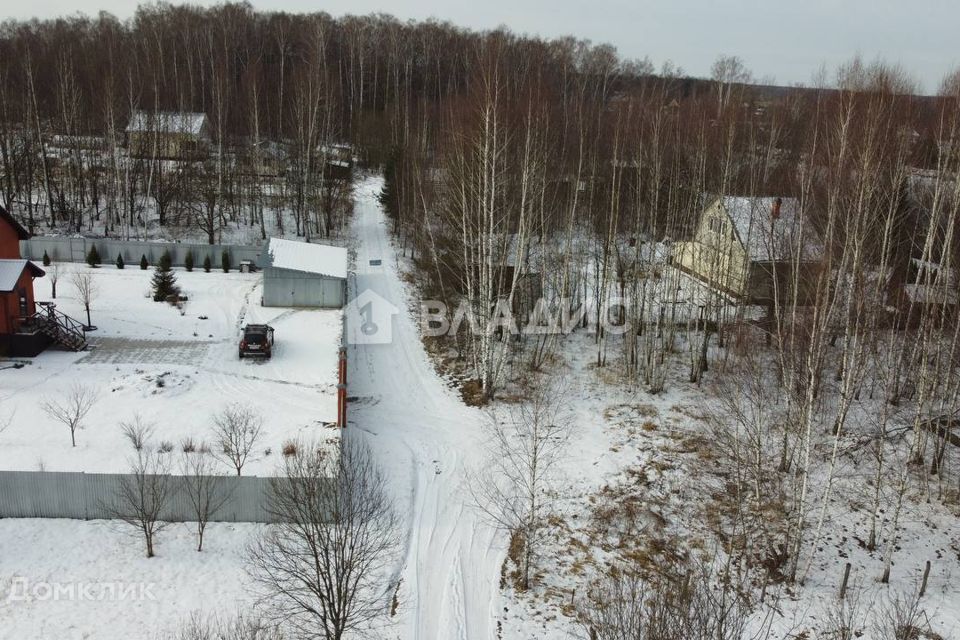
0, 206, 46, 356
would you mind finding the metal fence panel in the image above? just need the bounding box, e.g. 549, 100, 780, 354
20, 237, 265, 270
0, 470, 282, 523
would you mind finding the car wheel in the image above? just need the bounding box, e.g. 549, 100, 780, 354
239, 352, 243, 359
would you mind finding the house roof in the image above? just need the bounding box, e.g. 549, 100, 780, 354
125, 111, 209, 135
0, 259, 44, 292
904, 258, 959, 305
717, 196, 822, 262
0, 205, 30, 240
267, 238, 348, 279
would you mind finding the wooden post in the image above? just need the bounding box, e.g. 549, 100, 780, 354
337, 383, 347, 428
839, 562, 851, 601
336, 347, 347, 428
919, 560, 931, 598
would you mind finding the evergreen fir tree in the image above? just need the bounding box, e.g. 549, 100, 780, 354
86, 245, 101, 267
203, 255, 212, 273
42, 251, 51, 266
116, 253, 124, 269
151, 250, 179, 302
140, 254, 149, 270
184, 251, 194, 272
221, 250, 231, 273
379, 148, 402, 221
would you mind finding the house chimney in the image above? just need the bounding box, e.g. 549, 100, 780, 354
771, 197, 782, 220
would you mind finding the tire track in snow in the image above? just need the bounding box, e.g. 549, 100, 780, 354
347, 174, 501, 640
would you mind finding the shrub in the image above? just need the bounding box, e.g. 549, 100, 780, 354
184, 251, 194, 272
86, 245, 101, 267
140, 254, 149, 270
116, 253, 125, 269
181, 437, 196, 453
203, 255, 212, 273
460, 379, 487, 407
158, 440, 174, 454
120, 417, 154, 451
42, 250, 51, 266
282, 441, 298, 457
221, 250, 231, 273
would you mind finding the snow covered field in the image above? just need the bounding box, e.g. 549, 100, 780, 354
0, 264, 343, 475
0, 519, 261, 640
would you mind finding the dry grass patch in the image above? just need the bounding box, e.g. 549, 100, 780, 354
460, 379, 487, 407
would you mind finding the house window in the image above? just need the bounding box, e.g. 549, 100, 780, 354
18, 288, 28, 317
708, 216, 727, 236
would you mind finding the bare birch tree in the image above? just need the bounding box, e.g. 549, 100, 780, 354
211, 403, 263, 476
111, 449, 173, 558
48, 262, 59, 298
180, 450, 234, 552
472, 379, 570, 589
249, 438, 399, 640
41, 383, 98, 447
70, 269, 98, 329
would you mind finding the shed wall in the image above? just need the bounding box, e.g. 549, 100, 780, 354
262, 267, 345, 308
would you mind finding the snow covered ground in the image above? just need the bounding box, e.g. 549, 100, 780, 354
346, 176, 504, 640
0, 264, 342, 474
491, 329, 960, 639
0, 519, 261, 640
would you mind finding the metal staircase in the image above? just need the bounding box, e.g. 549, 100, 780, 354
22, 303, 88, 351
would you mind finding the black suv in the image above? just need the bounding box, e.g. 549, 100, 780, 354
239, 324, 274, 359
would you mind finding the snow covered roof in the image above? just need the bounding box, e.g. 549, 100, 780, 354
0, 205, 30, 240
267, 238, 348, 279
125, 111, 209, 136
0, 206, 30, 240
904, 258, 959, 305
718, 196, 822, 262
0, 259, 43, 292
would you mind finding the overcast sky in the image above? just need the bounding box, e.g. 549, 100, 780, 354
5, 0, 957, 94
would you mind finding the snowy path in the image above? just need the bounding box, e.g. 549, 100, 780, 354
347, 176, 503, 640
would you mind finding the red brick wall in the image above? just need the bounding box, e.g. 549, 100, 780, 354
0, 218, 22, 259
